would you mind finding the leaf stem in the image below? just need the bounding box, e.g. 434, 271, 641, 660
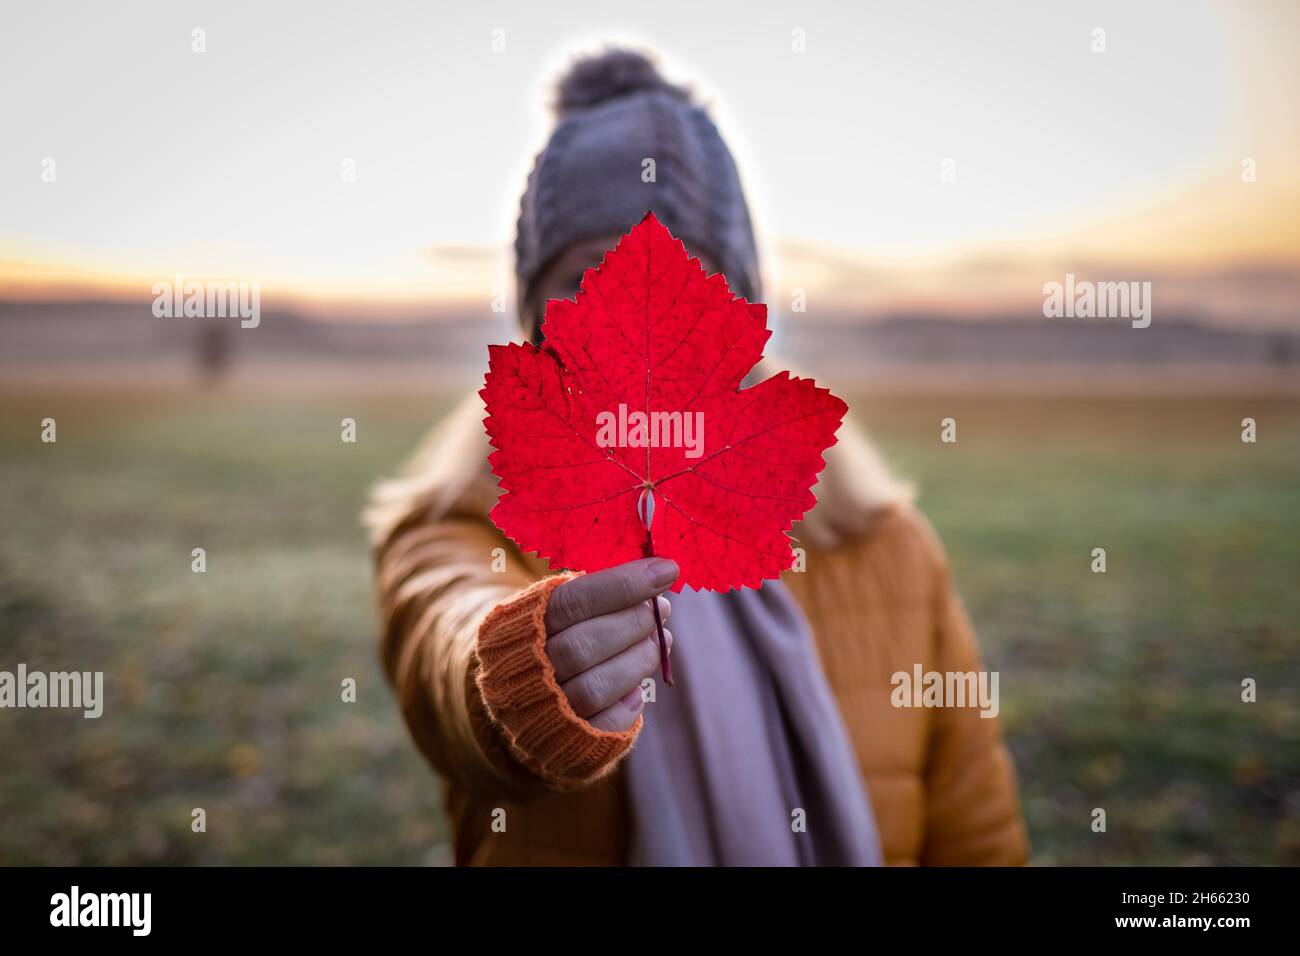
637, 485, 674, 689
650, 592, 673, 688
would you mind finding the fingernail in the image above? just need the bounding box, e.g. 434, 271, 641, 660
656, 595, 671, 619
646, 558, 679, 587
663, 628, 673, 655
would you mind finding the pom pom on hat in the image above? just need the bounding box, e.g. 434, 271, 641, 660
553, 48, 691, 114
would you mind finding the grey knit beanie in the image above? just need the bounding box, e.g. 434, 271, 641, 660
514, 49, 761, 322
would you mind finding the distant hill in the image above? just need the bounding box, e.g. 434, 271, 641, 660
777, 313, 1299, 371
1, 299, 1295, 390
0, 299, 507, 367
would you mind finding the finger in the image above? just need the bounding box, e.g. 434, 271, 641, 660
561, 630, 668, 719
545, 558, 678, 634
586, 686, 645, 733
547, 596, 670, 683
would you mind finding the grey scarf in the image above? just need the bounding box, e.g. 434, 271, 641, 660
624, 581, 883, 866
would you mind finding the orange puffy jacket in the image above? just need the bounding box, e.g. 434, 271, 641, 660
369, 396, 1029, 866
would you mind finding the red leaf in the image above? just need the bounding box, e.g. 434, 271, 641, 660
481, 212, 847, 593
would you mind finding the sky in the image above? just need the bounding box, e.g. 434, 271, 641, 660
1, 0, 1297, 326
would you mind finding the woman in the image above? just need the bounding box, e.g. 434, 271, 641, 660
366, 49, 1028, 866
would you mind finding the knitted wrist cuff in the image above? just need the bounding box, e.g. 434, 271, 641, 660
474, 574, 642, 789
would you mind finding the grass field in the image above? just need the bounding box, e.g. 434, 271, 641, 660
1, 378, 1297, 865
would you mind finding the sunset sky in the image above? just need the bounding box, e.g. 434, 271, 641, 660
1, 0, 1297, 327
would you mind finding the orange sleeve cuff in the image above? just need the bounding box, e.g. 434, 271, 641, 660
474, 573, 643, 790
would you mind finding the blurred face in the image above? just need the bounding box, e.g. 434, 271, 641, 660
523, 234, 719, 343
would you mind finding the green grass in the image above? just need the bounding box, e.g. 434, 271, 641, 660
855, 393, 1300, 865
1, 381, 1296, 865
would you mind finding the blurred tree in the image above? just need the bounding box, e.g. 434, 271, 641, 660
196, 322, 232, 385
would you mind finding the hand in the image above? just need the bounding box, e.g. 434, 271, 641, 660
543, 557, 678, 732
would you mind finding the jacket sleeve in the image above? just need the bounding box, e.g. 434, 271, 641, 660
374, 509, 641, 798
917, 522, 1031, 866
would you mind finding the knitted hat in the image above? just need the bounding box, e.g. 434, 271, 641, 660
514, 49, 761, 321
